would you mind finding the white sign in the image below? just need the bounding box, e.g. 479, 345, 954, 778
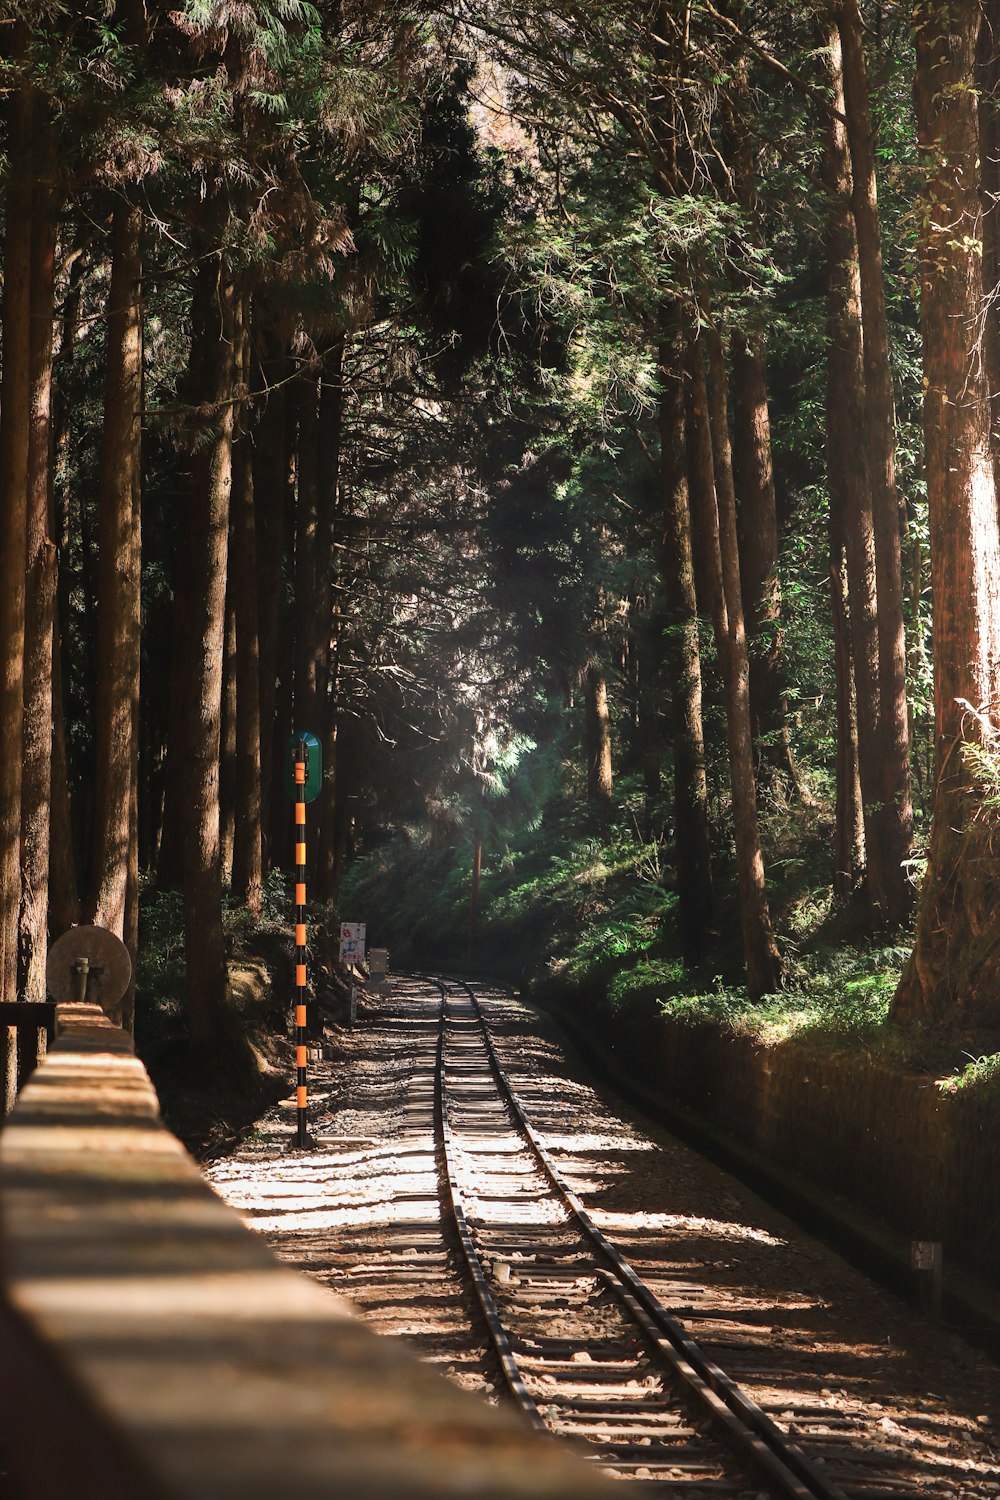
339, 921, 366, 964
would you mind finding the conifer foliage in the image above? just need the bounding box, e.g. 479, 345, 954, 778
2, 0, 1000, 1093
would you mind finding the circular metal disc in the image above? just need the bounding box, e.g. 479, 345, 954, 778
47, 925, 132, 1012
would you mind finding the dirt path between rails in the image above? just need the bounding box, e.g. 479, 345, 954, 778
206, 978, 1000, 1495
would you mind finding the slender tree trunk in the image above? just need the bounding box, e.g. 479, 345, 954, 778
823, 24, 884, 928
468, 837, 482, 953
52, 246, 87, 896
157, 518, 195, 888
979, 1, 1000, 462
53, 246, 85, 689
253, 327, 289, 870
49, 628, 80, 938
658, 325, 713, 961
318, 690, 341, 905
122, 714, 139, 1037
18, 117, 58, 1025
182, 242, 235, 1055
830, 526, 865, 897
721, 54, 802, 797
294, 366, 320, 736
584, 661, 613, 808
219, 573, 237, 888
89, 202, 143, 966
0, 57, 34, 1105
317, 340, 345, 903
231, 295, 263, 916
330, 751, 353, 910
689, 329, 781, 998
838, 0, 914, 927
894, 1, 1000, 1024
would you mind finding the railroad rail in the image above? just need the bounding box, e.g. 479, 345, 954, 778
431, 975, 844, 1497
0, 999, 613, 1500
426, 976, 999, 1500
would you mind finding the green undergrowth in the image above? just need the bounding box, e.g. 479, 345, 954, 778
135, 872, 305, 1155
343, 769, 1000, 1104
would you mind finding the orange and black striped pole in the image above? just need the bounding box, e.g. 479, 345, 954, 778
294, 738, 310, 1149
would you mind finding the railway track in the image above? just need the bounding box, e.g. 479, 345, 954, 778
430, 977, 999, 1499
433, 975, 848, 1497
208, 974, 1000, 1499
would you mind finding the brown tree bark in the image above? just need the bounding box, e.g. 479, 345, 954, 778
689, 329, 781, 999
49, 629, 80, 939
231, 294, 263, 916
584, 661, 614, 808
0, 55, 34, 1106
721, 54, 802, 797
894, 1, 1000, 1025
468, 837, 482, 953
830, 522, 865, 897
252, 327, 290, 870
181, 241, 236, 1055
89, 202, 143, 967
157, 516, 195, 888
658, 326, 713, 961
316, 339, 346, 904
823, 23, 885, 929
220, 572, 238, 888
18, 115, 58, 1020
978, 1, 1000, 466
730, 336, 787, 760
294, 366, 321, 736
838, 0, 914, 927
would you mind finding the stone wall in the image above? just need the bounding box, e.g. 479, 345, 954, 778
560, 994, 1000, 1284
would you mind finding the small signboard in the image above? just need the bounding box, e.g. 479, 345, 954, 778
339, 921, 366, 965
283, 732, 323, 803
368, 948, 388, 987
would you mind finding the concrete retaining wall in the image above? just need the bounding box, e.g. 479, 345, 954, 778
564, 994, 1000, 1285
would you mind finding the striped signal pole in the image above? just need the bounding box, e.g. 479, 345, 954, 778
294, 738, 310, 1149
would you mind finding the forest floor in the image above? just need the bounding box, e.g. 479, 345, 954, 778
203, 977, 1000, 1496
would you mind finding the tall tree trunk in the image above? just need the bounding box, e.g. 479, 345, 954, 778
219, 572, 238, 888
52, 244, 87, 895
468, 837, 482, 953
294, 366, 321, 736
658, 325, 713, 961
979, 1, 1000, 462
253, 326, 290, 871
823, 23, 885, 929
0, 56, 34, 1106
18, 115, 58, 1021
584, 661, 613, 808
730, 336, 784, 754
49, 628, 80, 938
318, 684, 342, 906
231, 294, 263, 916
316, 339, 345, 904
722, 50, 802, 797
689, 329, 781, 999
894, 1, 1000, 1025
122, 711, 139, 1037
830, 523, 865, 897
838, 0, 914, 927
89, 202, 143, 968
182, 242, 235, 1055
53, 245, 85, 693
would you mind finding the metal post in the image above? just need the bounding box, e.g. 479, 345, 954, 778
70, 958, 90, 1006
294, 740, 309, 1149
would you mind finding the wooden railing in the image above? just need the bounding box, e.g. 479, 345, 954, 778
0, 1003, 608, 1500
